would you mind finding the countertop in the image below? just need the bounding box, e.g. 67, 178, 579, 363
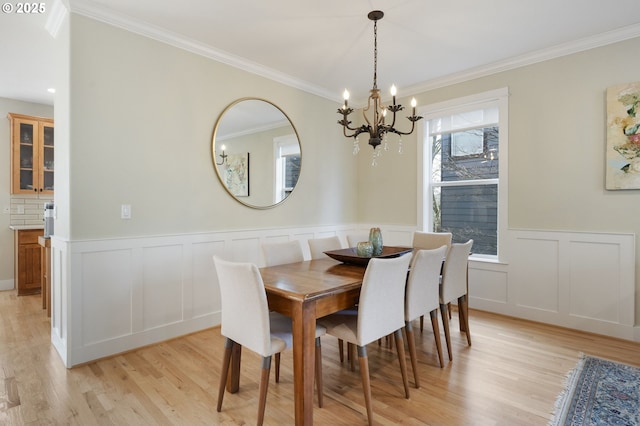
9, 225, 45, 231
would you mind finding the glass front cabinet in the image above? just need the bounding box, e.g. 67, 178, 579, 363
8, 113, 54, 194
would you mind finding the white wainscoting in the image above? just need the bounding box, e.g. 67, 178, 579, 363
50, 224, 371, 367
469, 229, 636, 341
49, 225, 637, 367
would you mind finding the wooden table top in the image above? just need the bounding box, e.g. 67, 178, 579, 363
260, 259, 367, 302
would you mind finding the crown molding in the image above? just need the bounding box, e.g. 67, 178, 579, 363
404, 23, 640, 96
68, 2, 640, 103
68, 1, 337, 101
46, 0, 68, 38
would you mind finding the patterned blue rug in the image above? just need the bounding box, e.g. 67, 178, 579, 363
550, 354, 640, 426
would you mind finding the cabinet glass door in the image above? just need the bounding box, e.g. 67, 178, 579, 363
42, 123, 54, 191
19, 122, 35, 191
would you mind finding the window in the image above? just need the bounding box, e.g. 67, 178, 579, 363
274, 135, 301, 203
418, 88, 508, 259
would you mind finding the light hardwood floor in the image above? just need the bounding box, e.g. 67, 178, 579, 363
1, 290, 639, 425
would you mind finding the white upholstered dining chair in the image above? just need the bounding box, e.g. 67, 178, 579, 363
213, 256, 326, 425
308, 236, 342, 260
404, 246, 449, 387
412, 231, 453, 330
261, 240, 304, 266
439, 239, 473, 361
319, 253, 412, 426
412, 231, 453, 252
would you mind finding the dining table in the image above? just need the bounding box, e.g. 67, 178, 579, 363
222, 246, 461, 425
225, 257, 368, 425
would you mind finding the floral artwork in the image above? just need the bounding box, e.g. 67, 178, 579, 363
606, 81, 640, 189
224, 153, 250, 197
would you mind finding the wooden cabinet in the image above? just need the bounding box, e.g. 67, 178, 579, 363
38, 236, 51, 316
8, 113, 54, 195
14, 229, 43, 296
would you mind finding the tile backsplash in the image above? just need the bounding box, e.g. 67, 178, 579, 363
10, 195, 53, 227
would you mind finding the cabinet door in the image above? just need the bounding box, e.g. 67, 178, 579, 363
15, 230, 43, 296
17, 242, 42, 295
11, 116, 40, 194
40, 122, 54, 193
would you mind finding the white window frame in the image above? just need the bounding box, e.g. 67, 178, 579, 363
416, 87, 509, 262
273, 134, 300, 204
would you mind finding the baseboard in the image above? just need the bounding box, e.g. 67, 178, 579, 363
0, 279, 14, 291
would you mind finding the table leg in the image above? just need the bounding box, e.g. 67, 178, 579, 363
292, 300, 316, 425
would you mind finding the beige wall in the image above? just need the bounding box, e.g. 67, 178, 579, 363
64, 14, 357, 241
0, 97, 53, 286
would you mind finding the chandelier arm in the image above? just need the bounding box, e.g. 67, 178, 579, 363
388, 116, 424, 136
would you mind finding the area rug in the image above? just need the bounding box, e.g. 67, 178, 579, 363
550, 354, 640, 425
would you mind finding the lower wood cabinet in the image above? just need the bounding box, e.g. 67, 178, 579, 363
14, 229, 43, 296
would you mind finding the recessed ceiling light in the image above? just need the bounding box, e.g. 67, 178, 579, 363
47, 88, 56, 93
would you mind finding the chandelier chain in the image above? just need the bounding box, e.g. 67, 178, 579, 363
373, 19, 378, 90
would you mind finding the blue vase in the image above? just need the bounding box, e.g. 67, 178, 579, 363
369, 227, 383, 256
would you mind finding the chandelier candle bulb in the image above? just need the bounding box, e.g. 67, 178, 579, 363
391, 85, 397, 104
343, 89, 349, 108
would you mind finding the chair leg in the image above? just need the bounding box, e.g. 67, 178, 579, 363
217, 338, 234, 412
448, 302, 452, 319
275, 352, 280, 383
393, 329, 410, 399
459, 295, 472, 346
429, 309, 445, 368
348, 343, 355, 372
440, 303, 453, 361
338, 339, 344, 363
419, 314, 424, 332
405, 322, 420, 388
357, 346, 374, 426
257, 356, 272, 426
315, 337, 324, 408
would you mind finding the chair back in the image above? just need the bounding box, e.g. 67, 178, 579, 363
405, 246, 448, 321
412, 231, 452, 252
308, 236, 342, 259
440, 240, 473, 304
347, 233, 369, 248
262, 240, 304, 266
356, 253, 412, 346
213, 256, 272, 356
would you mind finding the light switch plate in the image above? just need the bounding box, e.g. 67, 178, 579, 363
121, 204, 131, 219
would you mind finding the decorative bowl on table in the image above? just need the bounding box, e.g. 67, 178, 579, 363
324, 246, 413, 266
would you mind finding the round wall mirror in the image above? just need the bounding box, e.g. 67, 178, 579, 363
212, 98, 302, 209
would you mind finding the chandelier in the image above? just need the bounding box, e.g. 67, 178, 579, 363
337, 10, 422, 163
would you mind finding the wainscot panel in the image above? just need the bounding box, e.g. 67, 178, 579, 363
471, 229, 635, 341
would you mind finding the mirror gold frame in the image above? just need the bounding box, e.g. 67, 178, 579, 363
211, 98, 302, 209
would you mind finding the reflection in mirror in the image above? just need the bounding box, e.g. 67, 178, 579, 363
212, 98, 301, 209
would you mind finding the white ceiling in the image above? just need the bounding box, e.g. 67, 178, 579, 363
3, 0, 640, 106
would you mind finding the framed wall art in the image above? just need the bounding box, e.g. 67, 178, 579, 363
224, 152, 250, 197
606, 81, 640, 190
